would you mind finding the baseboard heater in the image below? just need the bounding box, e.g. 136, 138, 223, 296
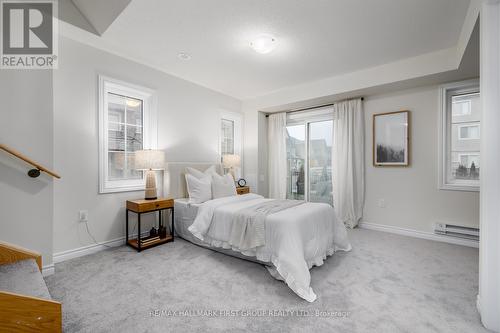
434, 223, 479, 241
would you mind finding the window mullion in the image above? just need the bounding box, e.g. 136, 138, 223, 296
305, 121, 309, 202
450, 101, 455, 181
124, 100, 128, 178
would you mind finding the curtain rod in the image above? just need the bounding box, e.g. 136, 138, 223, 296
265, 97, 364, 117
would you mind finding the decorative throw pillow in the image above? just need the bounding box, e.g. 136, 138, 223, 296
185, 165, 218, 179
185, 174, 212, 204
211, 173, 237, 199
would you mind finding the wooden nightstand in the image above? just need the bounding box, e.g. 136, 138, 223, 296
126, 198, 174, 252
236, 186, 250, 195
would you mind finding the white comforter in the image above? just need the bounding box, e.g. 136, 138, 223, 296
188, 194, 351, 302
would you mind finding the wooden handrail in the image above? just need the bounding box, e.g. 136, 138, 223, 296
0, 144, 61, 179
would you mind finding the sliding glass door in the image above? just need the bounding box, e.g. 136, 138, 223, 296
286, 113, 333, 204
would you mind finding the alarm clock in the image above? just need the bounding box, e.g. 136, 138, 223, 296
237, 178, 247, 187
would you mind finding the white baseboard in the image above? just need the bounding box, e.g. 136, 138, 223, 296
42, 264, 55, 277
358, 222, 479, 248
53, 236, 125, 264
52, 231, 149, 264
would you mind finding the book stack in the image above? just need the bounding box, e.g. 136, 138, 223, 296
140, 236, 160, 246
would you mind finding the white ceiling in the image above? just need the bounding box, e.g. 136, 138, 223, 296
97, 0, 470, 100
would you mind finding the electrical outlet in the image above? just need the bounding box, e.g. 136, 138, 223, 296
78, 210, 88, 223
378, 199, 387, 208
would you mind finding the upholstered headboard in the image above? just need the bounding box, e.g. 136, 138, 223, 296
165, 162, 223, 199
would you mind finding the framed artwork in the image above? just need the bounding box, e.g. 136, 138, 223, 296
373, 110, 410, 167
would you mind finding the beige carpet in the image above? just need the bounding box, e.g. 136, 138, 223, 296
45, 228, 487, 333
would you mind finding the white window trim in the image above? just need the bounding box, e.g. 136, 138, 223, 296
458, 124, 480, 140
219, 110, 243, 168
98, 75, 158, 194
438, 79, 480, 192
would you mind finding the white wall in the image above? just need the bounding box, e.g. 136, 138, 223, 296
363, 85, 479, 232
245, 84, 480, 234
479, 1, 500, 330
0, 70, 54, 269
53, 37, 241, 254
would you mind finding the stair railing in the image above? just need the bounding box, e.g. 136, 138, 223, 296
0, 143, 61, 179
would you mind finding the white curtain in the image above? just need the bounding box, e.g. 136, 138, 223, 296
268, 112, 287, 199
332, 98, 365, 228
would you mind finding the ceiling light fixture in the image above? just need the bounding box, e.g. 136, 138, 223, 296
250, 34, 277, 54
177, 52, 191, 60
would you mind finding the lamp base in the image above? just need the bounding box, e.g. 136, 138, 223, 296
144, 170, 157, 200
228, 167, 236, 181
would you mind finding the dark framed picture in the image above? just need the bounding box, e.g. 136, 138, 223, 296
373, 110, 410, 167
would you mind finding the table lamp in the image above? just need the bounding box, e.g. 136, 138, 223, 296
222, 154, 240, 180
135, 149, 165, 200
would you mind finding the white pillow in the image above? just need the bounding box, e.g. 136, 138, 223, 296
185, 165, 218, 179
185, 174, 212, 204
211, 173, 237, 199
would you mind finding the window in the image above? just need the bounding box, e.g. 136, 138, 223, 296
99, 76, 157, 193
219, 110, 242, 161
452, 99, 471, 116
439, 80, 480, 191
286, 107, 333, 204
458, 125, 480, 140
221, 119, 235, 155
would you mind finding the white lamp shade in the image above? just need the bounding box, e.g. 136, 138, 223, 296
223, 154, 241, 168
134, 149, 165, 170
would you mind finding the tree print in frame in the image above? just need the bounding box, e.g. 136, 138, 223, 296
373, 110, 410, 167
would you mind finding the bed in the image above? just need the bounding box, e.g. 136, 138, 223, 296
166, 162, 351, 302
